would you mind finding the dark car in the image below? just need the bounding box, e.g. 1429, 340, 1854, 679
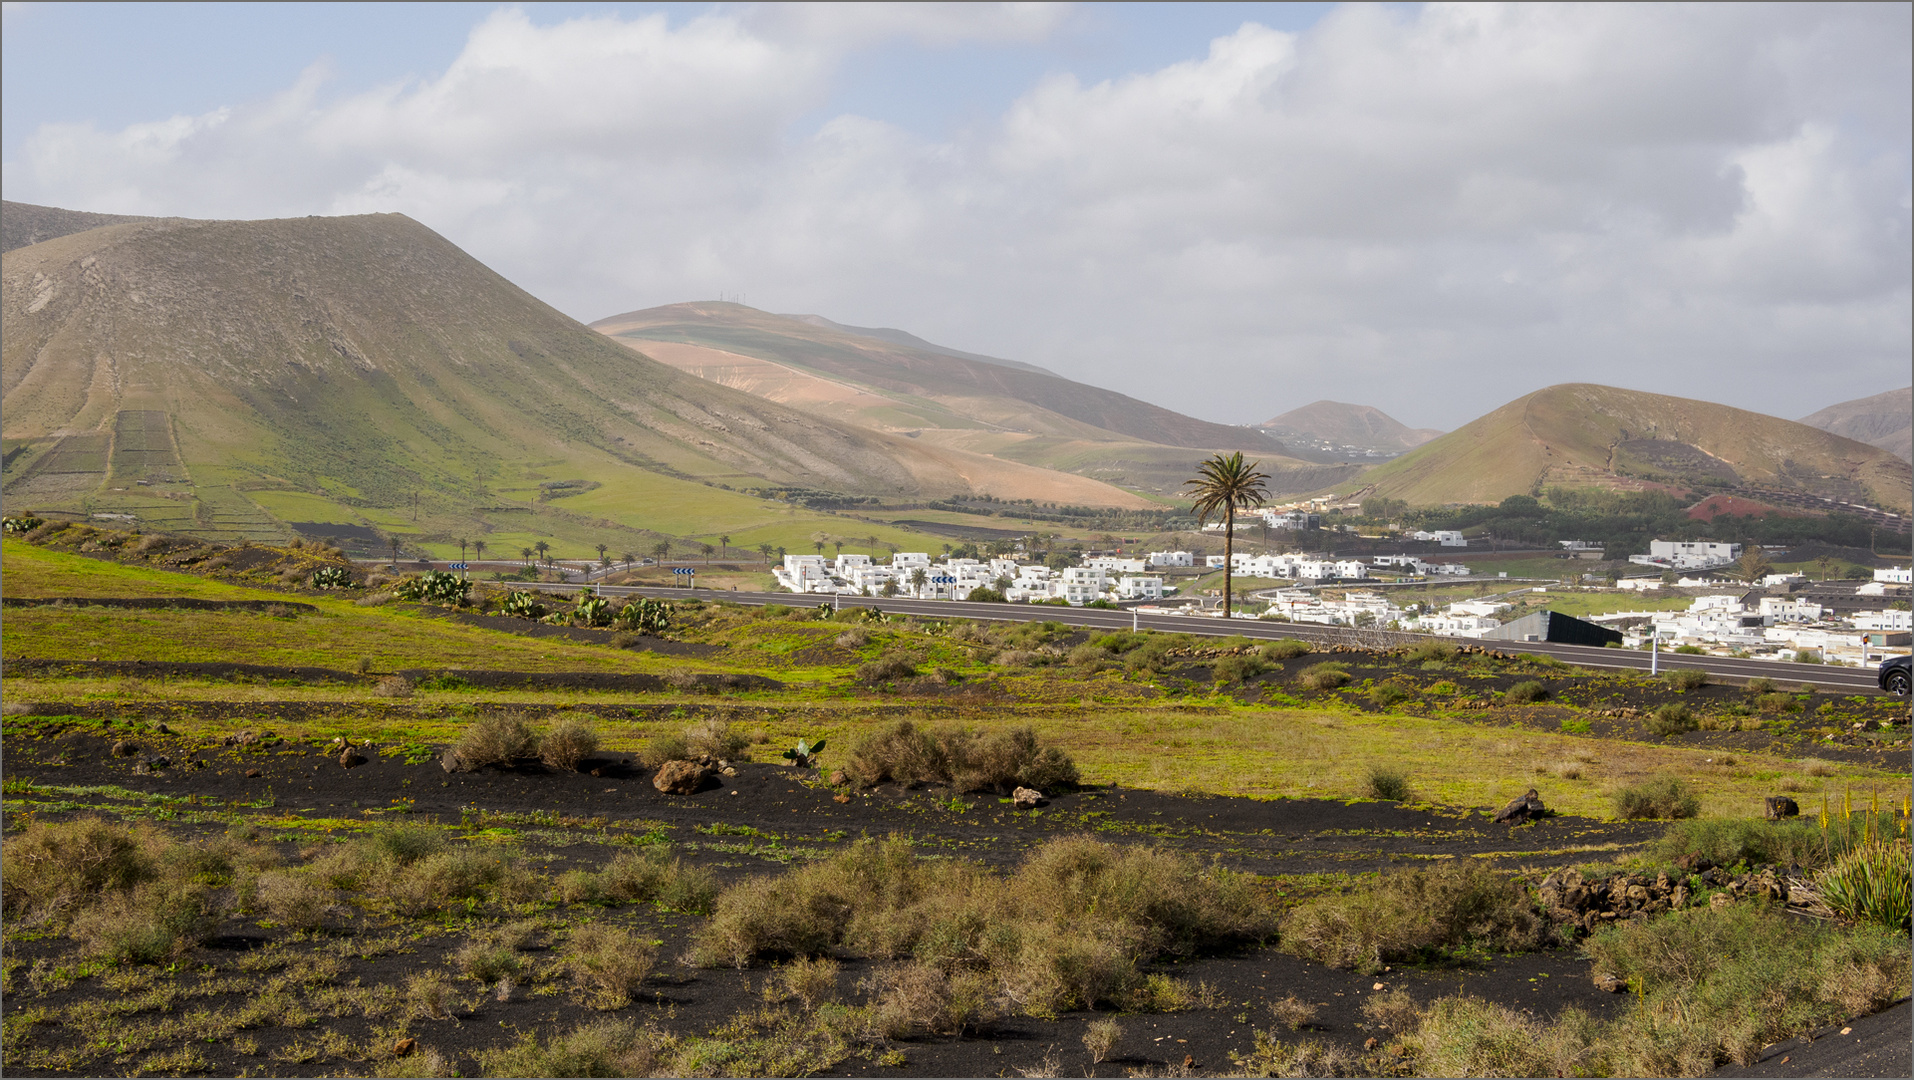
1880, 655, 1912, 697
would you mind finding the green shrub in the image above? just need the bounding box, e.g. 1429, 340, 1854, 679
1428, 680, 1460, 696
1370, 684, 1412, 709
70, 879, 219, 963
1212, 653, 1268, 684
590, 848, 716, 914
1411, 997, 1601, 1079
1653, 817, 1831, 870
1366, 767, 1412, 802
1673, 644, 1705, 655
447, 712, 540, 771
1505, 680, 1548, 704
1280, 862, 1549, 974
639, 731, 691, 767
683, 718, 750, 762
1613, 775, 1700, 820
1757, 692, 1801, 713
476, 1018, 676, 1079
539, 715, 599, 771
396, 570, 470, 606
501, 590, 547, 620
1663, 668, 1708, 691
1794, 649, 1823, 664
1297, 662, 1350, 691
613, 597, 671, 635
1816, 839, 1912, 930
1404, 640, 1457, 664
1647, 702, 1697, 736
1261, 638, 1311, 661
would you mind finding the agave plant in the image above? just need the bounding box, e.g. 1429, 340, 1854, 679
782, 738, 827, 769
1816, 837, 1912, 930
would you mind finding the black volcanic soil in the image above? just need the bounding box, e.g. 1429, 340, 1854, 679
3, 721, 1669, 1078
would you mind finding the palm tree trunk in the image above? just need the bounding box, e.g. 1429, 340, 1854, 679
1223, 505, 1233, 619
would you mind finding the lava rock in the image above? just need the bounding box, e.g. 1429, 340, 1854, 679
1765, 795, 1800, 821
1012, 786, 1045, 809
1492, 788, 1545, 824
339, 745, 367, 769
652, 759, 713, 795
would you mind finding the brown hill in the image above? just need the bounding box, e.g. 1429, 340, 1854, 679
1260, 400, 1443, 454
2, 209, 1155, 547
1799, 387, 1911, 464
1, 199, 158, 255
1339, 384, 1912, 514
593, 302, 1277, 453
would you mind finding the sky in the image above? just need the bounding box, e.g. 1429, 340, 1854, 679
3, 2, 1909, 431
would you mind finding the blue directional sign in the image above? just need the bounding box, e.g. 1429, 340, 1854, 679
672, 567, 695, 576
448, 562, 468, 570
930, 576, 955, 585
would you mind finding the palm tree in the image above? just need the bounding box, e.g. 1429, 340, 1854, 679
700, 543, 714, 564
834, 539, 844, 559
520, 546, 533, 567
719, 534, 731, 560
472, 539, 486, 566
910, 567, 928, 597
596, 542, 609, 568
458, 537, 469, 567
533, 539, 550, 565
651, 540, 671, 562
621, 551, 635, 571
866, 534, 879, 556
1184, 451, 1270, 619
758, 542, 775, 564
813, 540, 825, 556
1736, 545, 1773, 586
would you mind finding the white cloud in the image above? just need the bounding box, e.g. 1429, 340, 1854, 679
3, 2, 1906, 429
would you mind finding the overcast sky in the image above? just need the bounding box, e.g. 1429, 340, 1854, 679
4, 2, 1908, 430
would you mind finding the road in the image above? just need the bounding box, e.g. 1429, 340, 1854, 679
511, 581, 1894, 695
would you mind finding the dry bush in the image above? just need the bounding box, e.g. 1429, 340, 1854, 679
1229, 1032, 1356, 1078
1800, 757, 1837, 777
255, 871, 334, 931
561, 924, 657, 1008
454, 938, 526, 986
996, 648, 1043, 668
1646, 702, 1697, 736
846, 720, 949, 786
582, 847, 717, 914
1411, 996, 1600, 1078
684, 717, 750, 762
639, 731, 691, 767
474, 1019, 678, 1080
856, 649, 921, 683
1365, 766, 1412, 802
770, 955, 841, 1009
372, 674, 413, 697
1296, 662, 1350, 691
71, 880, 220, 964
1082, 1017, 1123, 1064
538, 714, 599, 771
405, 970, 462, 1021
864, 961, 1002, 1038
1403, 640, 1456, 664
0, 815, 162, 921
846, 721, 1078, 793
834, 628, 869, 650
1360, 988, 1421, 1031
1269, 993, 1318, 1031
1281, 862, 1549, 974
1612, 775, 1700, 820
446, 712, 539, 771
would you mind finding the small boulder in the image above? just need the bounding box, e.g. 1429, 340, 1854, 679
392, 1037, 417, 1057
1492, 788, 1544, 824
111, 740, 139, 757
829, 769, 849, 786
1764, 795, 1800, 820
339, 745, 367, 769
440, 748, 468, 773
245, 768, 263, 779
652, 759, 712, 795
833, 794, 852, 804
1012, 786, 1045, 809
1592, 973, 1625, 993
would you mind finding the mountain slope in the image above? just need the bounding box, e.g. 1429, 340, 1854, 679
1260, 400, 1443, 454
2, 199, 159, 255
1339, 384, 1912, 513
1799, 388, 1912, 464
592, 302, 1277, 452
591, 302, 1349, 497
2, 209, 1155, 550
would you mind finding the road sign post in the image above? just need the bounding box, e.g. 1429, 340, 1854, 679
673, 567, 696, 589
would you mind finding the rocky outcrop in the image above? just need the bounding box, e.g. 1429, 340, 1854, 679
1493, 788, 1545, 824
1542, 859, 1819, 947
1012, 787, 1045, 809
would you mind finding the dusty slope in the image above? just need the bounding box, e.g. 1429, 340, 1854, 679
594, 302, 1281, 452
1, 211, 1160, 525
1, 199, 158, 254
1799, 387, 1912, 464
1338, 383, 1913, 512
1260, 399, 1443, 452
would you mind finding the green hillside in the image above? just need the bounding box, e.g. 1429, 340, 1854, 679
1, 209, 1146, 559
1338, 383, 1912, 513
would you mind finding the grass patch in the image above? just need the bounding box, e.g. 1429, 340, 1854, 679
1279, 862, 1551, 974
1613, 775, 1700, 820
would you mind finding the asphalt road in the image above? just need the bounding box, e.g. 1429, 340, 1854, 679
518, 582, 1897, 696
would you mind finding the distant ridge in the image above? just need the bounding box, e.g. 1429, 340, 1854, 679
1799, 387, 1911, 464
782, 314, 1061, 377
1337, 383, 1911, 513
1260, 400, 1442, 454
2, 200, 159, 254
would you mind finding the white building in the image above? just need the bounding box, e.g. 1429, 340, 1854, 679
1261, 510, 1321, 530
1115, 576, 1165, 601
1206, 555, 1227, 568
1146, 550, 1194, 567
1410, 530, 1467, 546
1059, 566, 1106, 605
1632, 540, 1742, 570
1085, 556, 1147, 574
1758, 597, 1823, 623
834, 553, 873, 576
1855, 609, 1914, 632
892, 552, 931, 570
1875, 566, 1913, 585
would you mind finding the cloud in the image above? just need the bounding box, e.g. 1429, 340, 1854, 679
3, 2, 1907, 429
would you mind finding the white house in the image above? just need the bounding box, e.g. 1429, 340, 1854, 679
834, 553, 873, 576
1758, 597, 1823, 623
1616, 577, 1663, 591
1875, 566, 1913, 585
1146, 550, 1194, 567
1205, 555, 1227, 568
892, 552, 931, 570
1410, 530, 1467, 546
1085, 556, 1147, 574
1854, 609, 1914, 632
1262, 510, 1321, 530
1633, 540, 1741, 570
1115, 575, 1165, 601
1059, 566, 1106, 606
